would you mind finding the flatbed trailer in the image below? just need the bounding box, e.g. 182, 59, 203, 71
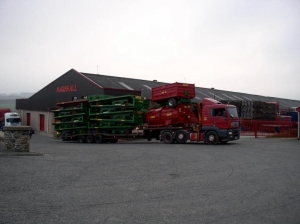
60, 123, 239, 145
61, 126, 189, 143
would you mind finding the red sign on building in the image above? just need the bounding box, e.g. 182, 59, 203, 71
56, 85, 77, 93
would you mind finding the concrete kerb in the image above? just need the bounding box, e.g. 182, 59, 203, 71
0, 151, 43, 157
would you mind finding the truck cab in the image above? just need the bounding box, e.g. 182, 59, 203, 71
200, 99, 240, 143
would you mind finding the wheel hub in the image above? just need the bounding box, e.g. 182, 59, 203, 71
178, 133, 184, 140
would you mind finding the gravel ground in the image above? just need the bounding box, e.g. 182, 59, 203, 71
0, 134, 300, 224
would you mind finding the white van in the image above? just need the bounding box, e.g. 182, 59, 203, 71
4, 112, 21, 127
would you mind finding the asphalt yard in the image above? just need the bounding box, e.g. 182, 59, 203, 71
1, 134, 300, 224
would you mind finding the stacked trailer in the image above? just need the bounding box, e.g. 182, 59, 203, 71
151, 82, 195, 108
52, 100, 88, 138
52, 95, 150, 143
146, 83, 200, 143
87, 95, 150, 143
147, 83, 197, 127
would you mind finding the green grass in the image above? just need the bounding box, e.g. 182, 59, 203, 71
0, 100, 16, 111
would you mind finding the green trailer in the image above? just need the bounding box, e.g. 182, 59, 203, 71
52, 95, 151, 143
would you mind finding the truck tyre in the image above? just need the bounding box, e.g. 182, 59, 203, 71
78, 135, 86, 143
168, 98, 177, 108
95, 135, 104, 143
206, 131, 219, 145
86, 135, 94, 143
175, 130, 188, 144
162, 131, 174, 144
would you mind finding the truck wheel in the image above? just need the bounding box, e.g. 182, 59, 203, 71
175, 130, 188, 144
162, 132, 174, 144
78, 136, 86, 143
168, 98, 177, 108
95, 135, 104, 143
206, 131, 219, 145
86, 135, 94, 143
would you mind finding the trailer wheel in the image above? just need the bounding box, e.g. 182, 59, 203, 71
86, 135, 94, 143
78, 135, 86, 143
162, 132, 174, 144
95, 135, 104, 143
206, 131, 219, 145
168, 98, 177, 108
175, 130, 188, 144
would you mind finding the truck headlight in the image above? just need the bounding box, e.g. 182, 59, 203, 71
231, 122, 239, 127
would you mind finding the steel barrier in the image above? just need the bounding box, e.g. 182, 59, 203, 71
240, 119, 298, 138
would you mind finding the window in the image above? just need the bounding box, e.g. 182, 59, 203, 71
212, 108, 226, 117
6, 118, 21, 123
228, 107, 239, 118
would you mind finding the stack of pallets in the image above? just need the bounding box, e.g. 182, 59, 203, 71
221, 100, 277, 120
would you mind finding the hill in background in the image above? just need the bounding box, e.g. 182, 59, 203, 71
0, 93, 33, 111
0, 92, 33, 100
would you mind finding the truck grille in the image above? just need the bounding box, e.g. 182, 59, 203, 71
232, 129, 240, 137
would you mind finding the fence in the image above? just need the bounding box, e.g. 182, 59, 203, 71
240, 119, 298, 138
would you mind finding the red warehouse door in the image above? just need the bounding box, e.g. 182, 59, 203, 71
40, 115, 45, 131
26, 113, 31, 126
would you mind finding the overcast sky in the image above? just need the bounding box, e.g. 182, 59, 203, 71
0, 0, 299, 100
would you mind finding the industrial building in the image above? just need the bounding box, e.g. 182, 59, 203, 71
16, 69, 300, 134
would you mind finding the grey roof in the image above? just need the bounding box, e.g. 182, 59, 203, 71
81, 72, 167, 98
81, 72, 300, 110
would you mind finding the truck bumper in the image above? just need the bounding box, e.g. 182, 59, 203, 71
220, 129, 240, 141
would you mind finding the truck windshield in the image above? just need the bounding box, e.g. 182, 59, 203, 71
228, 107, 239, 118
6, 118, 21, 123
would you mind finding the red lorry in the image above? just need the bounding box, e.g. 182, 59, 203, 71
144, 98, 240, 144
145, 83, 240, 144
55, 83, 240, 144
